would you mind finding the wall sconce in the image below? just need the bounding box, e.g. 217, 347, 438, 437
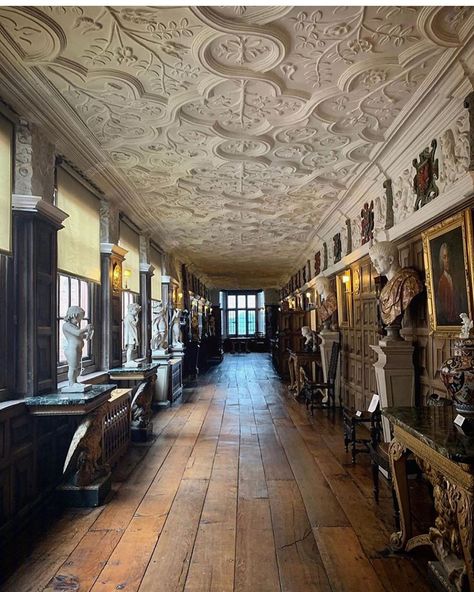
342, 271, 351, 284
123, 268, 131, 290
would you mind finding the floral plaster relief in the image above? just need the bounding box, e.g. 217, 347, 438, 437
0, 5, 472, 287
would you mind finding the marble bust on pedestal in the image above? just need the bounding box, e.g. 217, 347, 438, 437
301, 326, 318, 352
369, 241, 423, 338
314, 276, 337, 328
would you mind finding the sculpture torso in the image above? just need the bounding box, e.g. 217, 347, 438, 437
319, 292, 337, 322
379, 267, 423, 326
124, 311, 139, 346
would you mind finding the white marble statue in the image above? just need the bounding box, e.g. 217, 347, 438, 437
124, 302, 141, 367
459, 313, 473, 339
301, 326, 318, 352
171, 308, 183, 348
62, 306, 93, 393
151, 300, 168, 352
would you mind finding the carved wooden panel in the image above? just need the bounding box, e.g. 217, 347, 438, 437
0, 254, 12, 401
13, 212, 59, 395
0, 402, 74, 551
13, 454, 34, 513
0, 468, 10, 524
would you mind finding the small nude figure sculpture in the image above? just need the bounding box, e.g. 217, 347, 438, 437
151, 300, 168, 352
62, 306, 93, 392
124, 302, 142, 366
171, 308, 183, 348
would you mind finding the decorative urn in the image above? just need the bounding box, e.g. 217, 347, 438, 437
440, 337, 474, 417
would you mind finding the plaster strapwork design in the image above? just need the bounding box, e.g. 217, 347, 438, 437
0, 5, 473, 287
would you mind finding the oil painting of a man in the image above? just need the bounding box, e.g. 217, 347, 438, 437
431, 227, 468, 326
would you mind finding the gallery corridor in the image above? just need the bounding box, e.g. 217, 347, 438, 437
3, 354, 432, 592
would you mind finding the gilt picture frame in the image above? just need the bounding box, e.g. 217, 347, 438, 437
336, 270, 352, 328
421, 210, 473, 334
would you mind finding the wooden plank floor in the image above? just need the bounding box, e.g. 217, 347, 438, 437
2, 354, 434, 592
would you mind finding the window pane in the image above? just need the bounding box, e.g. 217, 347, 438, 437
248, 310, 256, 334
59, 275, 69, 317
58, 320, 66, 364
237, 310, 246, 335
70, 277, 79, 306
228, 310, 236, 335
80, 280, 89, 318
228, 295, 236, 309
247, 295, 256, 308
237, 295, 246, 309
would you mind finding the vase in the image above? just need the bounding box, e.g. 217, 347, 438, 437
440, 338, 474, 417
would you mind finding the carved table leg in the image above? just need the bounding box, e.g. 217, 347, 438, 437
389, 438, 412, 551
457, 487, 474, 592
288, 357, 295, 391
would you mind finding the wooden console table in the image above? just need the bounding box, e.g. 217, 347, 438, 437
24, 384, 115, 415
24, 385, 117, 506
287, 350, 321, 397
108, 362, 159, 385
384, 406, 474, 591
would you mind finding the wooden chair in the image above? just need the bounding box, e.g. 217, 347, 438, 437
302, 341, 340, 414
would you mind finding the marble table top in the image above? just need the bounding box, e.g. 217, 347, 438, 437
383, 406, 474, 464
108, 362, 159, 377
24, 384, 116, 415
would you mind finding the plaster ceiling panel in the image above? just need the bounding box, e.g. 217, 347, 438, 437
0, 5, 472, 287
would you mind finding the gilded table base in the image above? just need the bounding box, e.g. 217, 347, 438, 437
389, 426, 474, 592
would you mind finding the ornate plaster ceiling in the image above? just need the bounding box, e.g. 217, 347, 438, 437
0, 6, 473, 287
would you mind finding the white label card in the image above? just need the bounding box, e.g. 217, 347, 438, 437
454, 414, 466, 427
368, 394, 380, 413
356, 410, 362, 417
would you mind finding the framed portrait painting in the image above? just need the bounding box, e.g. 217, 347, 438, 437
422, 210, 473, 334
336, 270, 352, 328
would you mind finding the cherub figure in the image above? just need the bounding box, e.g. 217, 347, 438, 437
459, 313, 473, 339
62, 306, 93, 391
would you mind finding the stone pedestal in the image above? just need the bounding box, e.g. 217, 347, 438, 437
170, 346, 185, 360
131, 422, 154, 443
370, 338, 415, 441
152, 352, 172, 408
319, 330, 340, 406
57, 472, 111, 507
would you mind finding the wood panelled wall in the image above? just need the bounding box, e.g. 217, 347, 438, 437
340, 233, 455, 411
0, 254, 13, 400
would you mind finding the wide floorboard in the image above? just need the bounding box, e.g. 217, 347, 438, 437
2, 354, 433, 592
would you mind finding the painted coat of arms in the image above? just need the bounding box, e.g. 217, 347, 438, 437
413, 139, 439, 210
314, 251, 321, 276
